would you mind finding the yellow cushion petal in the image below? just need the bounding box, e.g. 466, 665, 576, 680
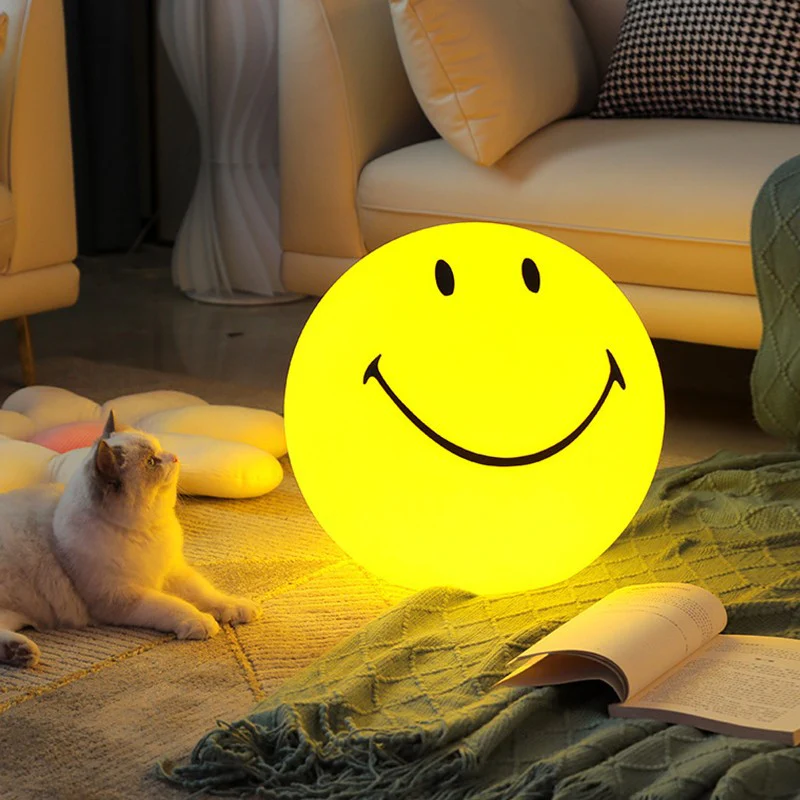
100, 390, 208, 428
158, 433, 284, 498
0, 439, 56, 492
139, 406, 286, 459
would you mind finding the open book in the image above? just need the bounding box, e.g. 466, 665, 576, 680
498, 583, 800, 745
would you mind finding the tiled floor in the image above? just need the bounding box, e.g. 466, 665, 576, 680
0, 248, 313, 394
0, 246, 787, 466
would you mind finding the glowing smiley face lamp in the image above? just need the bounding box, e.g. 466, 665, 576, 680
285, 223, 664, 595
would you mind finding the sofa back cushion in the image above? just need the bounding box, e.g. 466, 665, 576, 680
389, 0, 597, 166
571, 0, 628, 78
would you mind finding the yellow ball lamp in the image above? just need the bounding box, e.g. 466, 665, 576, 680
285, 223, 664, 595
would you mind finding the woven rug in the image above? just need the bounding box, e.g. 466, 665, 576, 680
0, 357, 773, 799
0, 358, 413, 800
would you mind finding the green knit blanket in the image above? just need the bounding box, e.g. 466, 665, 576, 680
160, 452, 800, 799
752, 154, 800, 441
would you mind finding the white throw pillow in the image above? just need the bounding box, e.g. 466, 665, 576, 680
389, 0, 596, 165
100, 390, 208, 428
2, 386, 101, 434
0, 440, 56, 492
0, 409, 35, 440
139, 406, 286, 459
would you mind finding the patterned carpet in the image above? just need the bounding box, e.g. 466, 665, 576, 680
0, 358, 413, 800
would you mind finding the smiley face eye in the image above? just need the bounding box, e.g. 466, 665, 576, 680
435, 259, 455, 296
522, 257, 540, 293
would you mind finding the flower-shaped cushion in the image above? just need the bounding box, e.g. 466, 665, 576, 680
0, 387, 287, 499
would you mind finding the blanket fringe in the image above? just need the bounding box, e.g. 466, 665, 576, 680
157, 713, 559, 799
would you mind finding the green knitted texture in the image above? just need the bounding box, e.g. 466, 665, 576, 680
752, 155, 800, 442
160, 452, 800, 798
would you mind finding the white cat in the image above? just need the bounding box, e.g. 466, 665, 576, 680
0, 412, 260, 667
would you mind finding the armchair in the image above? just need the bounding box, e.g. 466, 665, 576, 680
0, 0, 78, 385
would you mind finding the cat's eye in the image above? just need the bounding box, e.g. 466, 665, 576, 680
435, 259, 455, 296
522, 257, 540, 293
146, 455, 158, 468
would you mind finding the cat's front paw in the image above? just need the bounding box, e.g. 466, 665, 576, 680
175, 612, 220, 640
213, 597, 261, 626
0, 633, 40, 667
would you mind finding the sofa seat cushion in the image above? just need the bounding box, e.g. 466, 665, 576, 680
357, 117, 800, 296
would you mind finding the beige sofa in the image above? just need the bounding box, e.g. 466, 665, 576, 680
0, 0, 78, 385
279, 0, 800, 350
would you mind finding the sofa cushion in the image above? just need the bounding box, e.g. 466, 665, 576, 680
388, 0, 596, 166
592, 0, 800, 122
357, 117, 800, 296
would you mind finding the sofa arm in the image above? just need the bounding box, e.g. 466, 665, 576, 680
0, 0, 76, 276
279, 0, 434, 262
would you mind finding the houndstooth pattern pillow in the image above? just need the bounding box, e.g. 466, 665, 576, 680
591, 0, 800, 121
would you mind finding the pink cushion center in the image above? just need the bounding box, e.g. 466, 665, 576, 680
31, 420, 105, 453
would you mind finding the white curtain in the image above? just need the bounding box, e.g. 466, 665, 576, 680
158, 0, 296, 305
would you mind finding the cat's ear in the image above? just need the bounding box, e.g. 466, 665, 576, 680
95, 440, 121, 482
101, 410, 116, 439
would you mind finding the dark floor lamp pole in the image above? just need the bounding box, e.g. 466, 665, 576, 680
15, 317, 35, 386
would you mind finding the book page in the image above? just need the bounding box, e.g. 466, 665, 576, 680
500, 583, 727, 700
501, 651, 628, 698
611, 634, 800, 738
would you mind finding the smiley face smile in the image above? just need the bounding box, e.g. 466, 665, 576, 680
363, 349, 625, 467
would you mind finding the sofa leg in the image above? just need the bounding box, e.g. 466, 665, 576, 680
15, 316, 35, 386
